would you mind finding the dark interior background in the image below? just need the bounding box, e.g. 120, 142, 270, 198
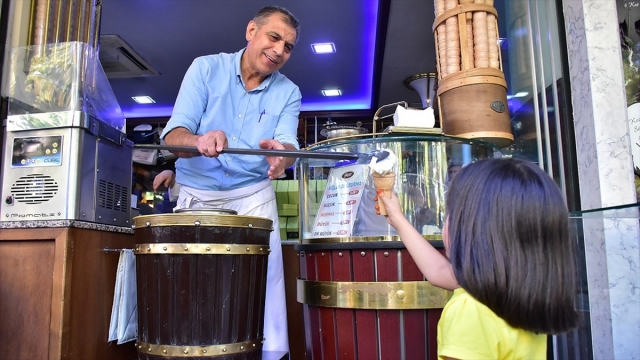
99, 0, 438, 143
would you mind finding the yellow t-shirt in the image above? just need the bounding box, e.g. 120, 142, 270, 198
438, 288, 546, 360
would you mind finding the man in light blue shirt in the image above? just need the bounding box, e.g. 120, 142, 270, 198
161, 6, 300, 353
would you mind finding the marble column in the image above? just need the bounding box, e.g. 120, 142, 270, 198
562, 1, 640, 359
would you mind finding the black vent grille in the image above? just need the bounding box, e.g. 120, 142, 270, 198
11, 174, 58, 204
98, 180, 129, 213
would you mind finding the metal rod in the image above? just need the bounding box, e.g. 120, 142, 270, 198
103, 247, 130, 253
133, 144, 360, 161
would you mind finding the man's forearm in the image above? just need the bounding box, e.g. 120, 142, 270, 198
164, 127, 200, 146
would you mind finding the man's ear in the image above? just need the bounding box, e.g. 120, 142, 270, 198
246, 20, 257, 41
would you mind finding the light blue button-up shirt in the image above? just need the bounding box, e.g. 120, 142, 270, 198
161, 49, 301, 191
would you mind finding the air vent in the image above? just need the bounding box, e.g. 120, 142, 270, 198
98, 179, 129, 213
11, 174, 58, 204
99, 34, 159, 78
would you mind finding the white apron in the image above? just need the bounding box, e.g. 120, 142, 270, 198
176, 180, 289, 352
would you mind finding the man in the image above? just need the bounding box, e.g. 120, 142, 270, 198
160, 6, 300, 352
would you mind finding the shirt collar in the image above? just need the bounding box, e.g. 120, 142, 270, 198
234, 48, 275, 91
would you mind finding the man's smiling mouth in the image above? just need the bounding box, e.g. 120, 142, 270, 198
265, 53, 279, 64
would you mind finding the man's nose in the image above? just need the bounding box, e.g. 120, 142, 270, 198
273, 41, 285, 56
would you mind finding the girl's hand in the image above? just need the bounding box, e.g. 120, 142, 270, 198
375, 189, 405, 227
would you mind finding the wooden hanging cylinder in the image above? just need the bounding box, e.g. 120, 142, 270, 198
432, 2, 513, 148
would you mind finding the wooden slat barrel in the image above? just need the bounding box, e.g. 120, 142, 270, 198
433, 2, 513, 147
296, 241, 451, 360
133, 211, 273, 360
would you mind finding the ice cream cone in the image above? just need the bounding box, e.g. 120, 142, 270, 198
371, 172, 396, 216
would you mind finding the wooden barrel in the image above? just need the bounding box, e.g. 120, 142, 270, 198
133, 210, 273, 360
438, 68, 512, 147
433, 2, 513, 147
295, 241, 451, 360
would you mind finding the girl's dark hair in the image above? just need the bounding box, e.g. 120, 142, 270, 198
446, 158, 578, 334
254, 6, 300, 42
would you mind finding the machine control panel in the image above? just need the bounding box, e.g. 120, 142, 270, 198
11, 135, 63, 167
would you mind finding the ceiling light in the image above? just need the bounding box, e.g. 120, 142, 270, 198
311, 43, 336, 54
132, 96, 156, 104
322, 89, 342, 97
514, 92, 529, 98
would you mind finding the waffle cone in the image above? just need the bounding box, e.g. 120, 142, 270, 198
371, 172, 396, 216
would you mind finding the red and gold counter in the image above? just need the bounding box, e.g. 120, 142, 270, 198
295, 131, 498, 359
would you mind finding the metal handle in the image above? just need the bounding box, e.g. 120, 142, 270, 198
133, 144, 359, 160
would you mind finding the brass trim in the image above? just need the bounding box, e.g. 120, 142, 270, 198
136, 339, 262, 357
133, 213, 273, 231
382, 126, 444, 135
308, 132, 385, 147
301, 234, 442, 243
447, 131, 514, 142
297, 279, 451, 309
134, 243, 270, 255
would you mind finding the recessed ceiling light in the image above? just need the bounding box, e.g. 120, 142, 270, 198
132, 96, 156, 104
312, 43, 336, 54
322, 89, 342, 97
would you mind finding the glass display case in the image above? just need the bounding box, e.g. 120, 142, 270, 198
298, 132, 501, 243
6, 41, 126, 132
556, 203, 640, 360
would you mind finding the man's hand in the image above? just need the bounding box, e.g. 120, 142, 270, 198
259, 139, 295, 179
196, 130, 228, 157
164, 128, 228, 158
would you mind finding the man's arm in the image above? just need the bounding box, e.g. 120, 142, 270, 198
164, 128, 228, 158
378, 190, 459, 290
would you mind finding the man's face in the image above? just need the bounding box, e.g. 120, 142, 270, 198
245, 14, 297, 77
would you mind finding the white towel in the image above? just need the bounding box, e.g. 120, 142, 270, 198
393, 105, 435, 128
108, 249, 138, 344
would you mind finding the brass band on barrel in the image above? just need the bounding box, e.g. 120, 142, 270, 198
134, 243, 270, 255
297, 279, 452, 309
136, 339, 262, 357
133, 214, 273, 231
301, 234, 442, 244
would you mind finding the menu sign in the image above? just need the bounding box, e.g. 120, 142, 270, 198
311, 164, 366, 238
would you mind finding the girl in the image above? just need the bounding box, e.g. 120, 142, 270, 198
376, 157, 578, 359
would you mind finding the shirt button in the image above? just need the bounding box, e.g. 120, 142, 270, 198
225, 173, 230, 177
232, 136, 237, 140
238, 114, 242, 118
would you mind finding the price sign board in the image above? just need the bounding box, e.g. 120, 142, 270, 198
311, 164, 366, 238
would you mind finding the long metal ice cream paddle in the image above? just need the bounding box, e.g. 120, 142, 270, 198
133, 144, 390, 163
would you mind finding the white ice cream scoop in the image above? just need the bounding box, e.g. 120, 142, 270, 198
368, 149, 398, 175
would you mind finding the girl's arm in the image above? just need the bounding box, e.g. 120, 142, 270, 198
377, 190, 459, 291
